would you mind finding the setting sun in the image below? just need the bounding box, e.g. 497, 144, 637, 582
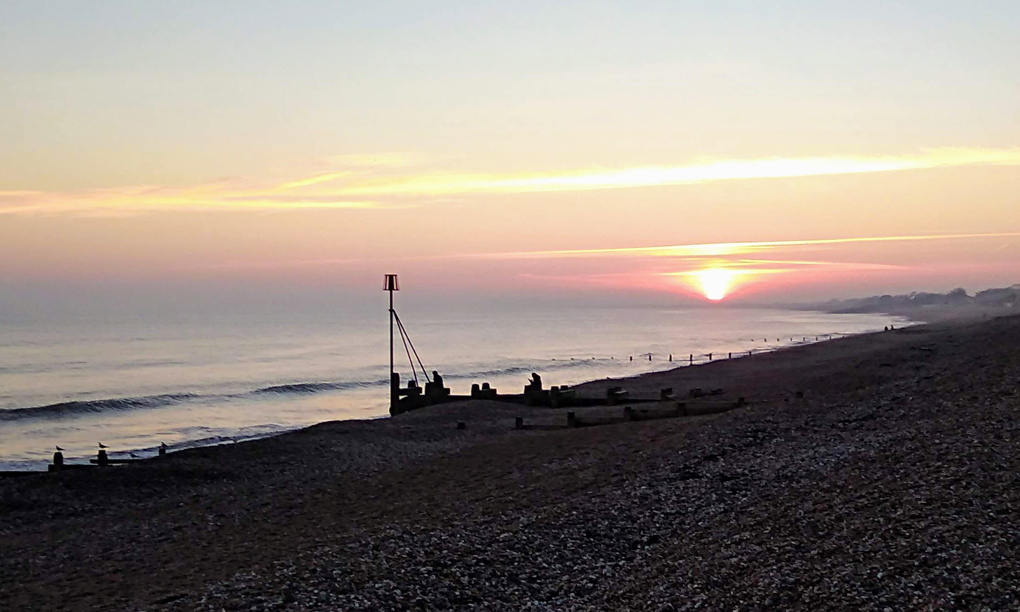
695, 268, 739, 301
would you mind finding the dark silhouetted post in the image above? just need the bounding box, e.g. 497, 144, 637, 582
385, 274, 399, 414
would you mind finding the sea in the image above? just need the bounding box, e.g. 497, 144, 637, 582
0, 304, 908, 471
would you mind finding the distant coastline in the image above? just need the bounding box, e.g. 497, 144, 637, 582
804, 284, 1019, 323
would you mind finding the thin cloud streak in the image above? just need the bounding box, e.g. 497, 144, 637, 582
4, 146, 1019, 214
0, 185, 381, 215
183, 232, 1018, 273
277, 172, 353, 190
330, 147, 1020, 197
476, 232, 1020, 260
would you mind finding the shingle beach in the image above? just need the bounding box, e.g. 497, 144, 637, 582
2, 314, 1018, 611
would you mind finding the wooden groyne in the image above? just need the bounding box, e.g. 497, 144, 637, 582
389, 370, 679, 416
0, 443, 171, 477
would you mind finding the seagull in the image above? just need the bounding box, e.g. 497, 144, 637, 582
55, 445, 64, 452
98, 442, 108, 449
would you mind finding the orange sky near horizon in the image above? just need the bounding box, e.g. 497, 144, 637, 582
1, 160, 1017, 303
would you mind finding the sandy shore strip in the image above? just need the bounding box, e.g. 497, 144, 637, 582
2, 314, 1019, 611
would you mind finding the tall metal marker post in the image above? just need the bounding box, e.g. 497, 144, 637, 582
384, 274, 399, 413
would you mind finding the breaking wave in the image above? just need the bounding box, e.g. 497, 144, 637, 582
0, 357, 659, 422
0, 394, 201, 421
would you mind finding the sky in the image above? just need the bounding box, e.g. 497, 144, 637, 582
1, 0, 1018, 311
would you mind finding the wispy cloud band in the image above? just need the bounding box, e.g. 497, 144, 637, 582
329, 147, 1020, 197
3, 147, 1019, 214
472, 232, 1020, 260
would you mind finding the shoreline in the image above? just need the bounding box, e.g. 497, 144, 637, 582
3, 312, 1019, 610
0, 308, 912, 472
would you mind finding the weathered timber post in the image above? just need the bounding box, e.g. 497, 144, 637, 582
390, 372, 401, 416
567, 411, 577, 427
385, 274, 399, 414
515, 417, 524, 430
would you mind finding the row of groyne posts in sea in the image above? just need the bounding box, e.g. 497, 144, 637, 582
548, 323, 901, 366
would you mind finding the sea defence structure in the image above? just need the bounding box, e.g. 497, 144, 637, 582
388, 369, 740, 416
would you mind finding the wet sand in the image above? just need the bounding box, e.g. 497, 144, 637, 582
2, 314, 1019, 611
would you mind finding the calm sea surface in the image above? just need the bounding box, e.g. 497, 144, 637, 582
0, 305, 907, 470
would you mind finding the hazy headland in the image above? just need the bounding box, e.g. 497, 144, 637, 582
808, 284, 1020, 322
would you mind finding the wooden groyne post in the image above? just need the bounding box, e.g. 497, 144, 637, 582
48, 451, 64, 473
385, 274, 399, 415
